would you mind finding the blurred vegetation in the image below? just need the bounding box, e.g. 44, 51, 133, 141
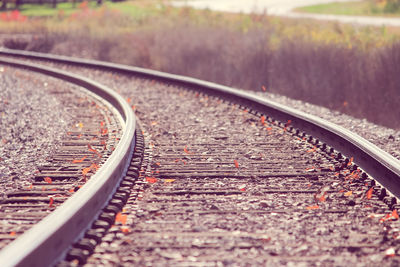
297, 0, 400, 16
1, 0, 400, 128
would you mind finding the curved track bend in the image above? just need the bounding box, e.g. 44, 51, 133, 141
0, 57, 136, 266
0, 49, 400, 265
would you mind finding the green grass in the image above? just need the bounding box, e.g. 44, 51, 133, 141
295, 1, 400, 17
17, 2, 97, 17
6, 0, 152, 17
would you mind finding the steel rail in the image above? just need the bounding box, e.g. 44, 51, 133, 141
1, 50, 400, 187
1, 48, 400, 199
0, 57, 136, 267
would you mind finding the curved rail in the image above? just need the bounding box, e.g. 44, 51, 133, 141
0, 57, 136, 267
1, 48, 399, 199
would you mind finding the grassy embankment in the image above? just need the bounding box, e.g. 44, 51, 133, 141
1, 0, 400, 129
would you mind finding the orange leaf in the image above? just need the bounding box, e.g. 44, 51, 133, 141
44, 177, 52, 184
101, 128, 108, 135
88, 144, 97, 153
393, 209, 399, 220
69, 188, 75, 193
234, 160, 239, 169
9, 231, 16, 236
72, 156, 87, 163
184, 146, 190, 154
115, 212, 127, 224
348, 157, 354, 166
49, 197, 54, 207
344, 191, 353, 197
307, 146, 317, 153
366, 188, 373, 199
91, 163, 100, 171
146, 177, 157, 183
306, 205, 319, 210
262, 85, 267, 92
82, 167, 91, 176
260, 116, 266, 125
88, 144, 101, 157
120, 226, 131, 233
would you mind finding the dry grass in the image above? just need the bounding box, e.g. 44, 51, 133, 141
2, 3, 400, 128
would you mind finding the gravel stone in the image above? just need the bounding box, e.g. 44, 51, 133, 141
0, 66, 72, 197
3, 58, 399, 266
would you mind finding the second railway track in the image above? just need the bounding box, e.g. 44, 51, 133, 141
0, 49, 400, 266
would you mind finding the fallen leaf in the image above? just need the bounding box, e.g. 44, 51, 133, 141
344, 191, 353, 197
49, 197, 54, 207
115, 212, 127, 224
82, 167, 91, 176
101, 128, 108, 135
234, 160, 239, 169
366, 188, 373, 199
381, 210, 400, 223
146, 177, 157, 183
44, 177, 52, 184
72, 156, 87, 163
262, 85, 267, 92
164, 179, 175, 183
307, 146, 317, 153
306, 205, 319, 210
260, 116, 266, 125
184, 146, 190, 154
120, 226, 131, 234
347, 157, 354, 166
393, 209, 399, 220
9, 231, 16, 236
88, 144, 96, 152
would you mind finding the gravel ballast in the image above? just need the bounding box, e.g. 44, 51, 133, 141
1, 57, 399, 266
0, 66, 72, 197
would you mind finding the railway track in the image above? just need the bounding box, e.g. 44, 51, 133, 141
0, 49, 400, 266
